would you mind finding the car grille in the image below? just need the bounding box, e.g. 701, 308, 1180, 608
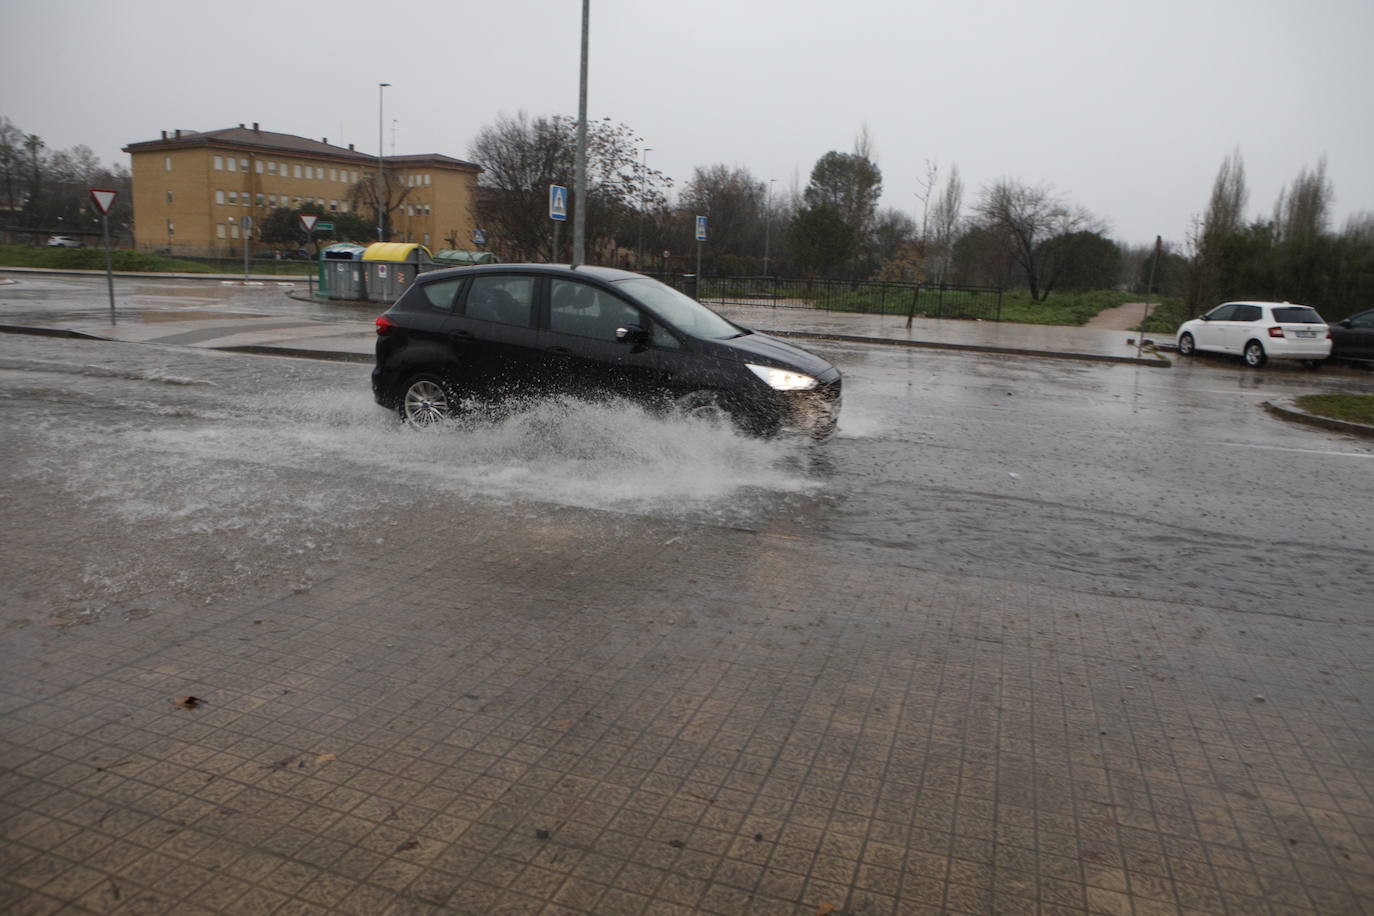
785, 376, 842, 438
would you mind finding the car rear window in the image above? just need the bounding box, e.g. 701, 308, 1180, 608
1272, 307, 1322, 323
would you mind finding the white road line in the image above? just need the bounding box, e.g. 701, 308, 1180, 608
1221, 441, 1374, 459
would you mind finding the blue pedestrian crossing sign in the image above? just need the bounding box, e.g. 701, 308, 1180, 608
695, 215, 708, 242
549, 185, 568, 221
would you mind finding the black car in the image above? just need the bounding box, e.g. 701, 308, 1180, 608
371, 264, 841, 438
1330, 308, 1374, 364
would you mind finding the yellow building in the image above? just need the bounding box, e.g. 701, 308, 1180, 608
123, 124, 481, 256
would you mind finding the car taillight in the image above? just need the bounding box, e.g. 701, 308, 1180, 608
1327, 328, 1333, 339
375, 316, 395, 336
1267, 326, 1285, 338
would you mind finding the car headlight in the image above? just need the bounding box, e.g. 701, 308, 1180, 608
746, 363, 817, 391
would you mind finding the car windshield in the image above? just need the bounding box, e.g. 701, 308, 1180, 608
613, 278, 744, 340
1272, 306, 1323, 323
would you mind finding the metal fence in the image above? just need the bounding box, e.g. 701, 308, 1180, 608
654, 274, 1004, 321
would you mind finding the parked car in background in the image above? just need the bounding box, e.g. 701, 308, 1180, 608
372, 264, 842, 439
46, 235, 82, 248
1176, 301, 1331, 368
1329, 308, 1374, 364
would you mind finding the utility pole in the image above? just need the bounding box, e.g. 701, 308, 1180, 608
377, 82, 390, 242
572, 0, 589, 267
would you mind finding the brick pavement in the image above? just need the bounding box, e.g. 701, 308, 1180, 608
4, 477, 1372, 915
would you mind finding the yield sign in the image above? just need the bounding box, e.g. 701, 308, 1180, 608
300, 214, 319, 233
89, 188, 117, 215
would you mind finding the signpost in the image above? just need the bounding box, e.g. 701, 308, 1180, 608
300, 215, 319, 295
694, 216, 707, 300
88, 189, 117, 321
242, 216, 253, 280
549, 184, 568, 263
472, 228, 487, 247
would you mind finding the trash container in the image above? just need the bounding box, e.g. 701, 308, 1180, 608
321, 243, 367, 301
431, 249, 499, 268
362, 243, 434, 303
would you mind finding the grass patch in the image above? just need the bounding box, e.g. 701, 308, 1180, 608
0, 245, 315, 275
1140, 297, 1190, 335
997, 289, 1146, 326
1294, 394, 1374, 426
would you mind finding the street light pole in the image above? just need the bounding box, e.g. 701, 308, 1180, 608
377, 82, 390, 242
572, 0, 589, 267
636, 146, 652, 270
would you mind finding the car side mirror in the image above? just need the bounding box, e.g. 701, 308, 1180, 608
1200, 314, 1211, 321
616, 324, 649, 345
1339, 319, 1353, 328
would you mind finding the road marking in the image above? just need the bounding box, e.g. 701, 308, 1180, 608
1221, 441, 1374, 459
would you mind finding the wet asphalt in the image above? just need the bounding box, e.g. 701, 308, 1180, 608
3, 272, 1374, 914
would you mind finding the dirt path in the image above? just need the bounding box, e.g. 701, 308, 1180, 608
1086, 301, 1152, 330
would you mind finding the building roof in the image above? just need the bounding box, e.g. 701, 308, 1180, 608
122, 125, 481, 172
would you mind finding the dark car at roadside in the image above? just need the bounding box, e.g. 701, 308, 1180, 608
371, 264, 841, 439
1329, 308, 1374, 365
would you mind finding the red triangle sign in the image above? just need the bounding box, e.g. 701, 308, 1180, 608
89, 188, 117, 215
300, 214, 318, 233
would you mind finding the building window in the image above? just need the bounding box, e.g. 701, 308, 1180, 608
256, 193, 265, 207
217, 224, 226, 239
341, 201, 349, 213
230, 224, 239, 239
255, 160, 264, 174
165, 190, 173, 204
214, 155, 224, 170
228, 157, 237, 172
215, 190, 225, 204
351, 170, 359, 183
239, 158, 248, 171
293, 164, 302, 178
164, 156, 172, 172
424, 174, 431, 186
228, 191, 237, 205
268, 162, 276, 175
329, 200, 338, 211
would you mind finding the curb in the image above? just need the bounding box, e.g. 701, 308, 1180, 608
1263, 399, 1374, 439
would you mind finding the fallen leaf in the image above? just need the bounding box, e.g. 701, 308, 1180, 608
316, 753, 336, 764
396, 839, 419, 852
172, 696, 200, 710
815, 904, 838, 915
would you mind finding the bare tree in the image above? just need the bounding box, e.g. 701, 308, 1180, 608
973, 178, 1103, 300
1274, 157, 1333, 244
929, 164, 963, 282
1186, 149, 1249, 313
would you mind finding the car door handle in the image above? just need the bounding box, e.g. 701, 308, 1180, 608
546, 347, 574, 357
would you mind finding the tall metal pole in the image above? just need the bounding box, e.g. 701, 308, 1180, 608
572, 0, 589, 267
1137, 235, 1162, 359
377, 82, 390, 242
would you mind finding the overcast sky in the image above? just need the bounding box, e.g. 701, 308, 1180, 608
3, 0, 1370, 247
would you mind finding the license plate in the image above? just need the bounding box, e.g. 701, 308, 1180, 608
1295, 330, 1317, 338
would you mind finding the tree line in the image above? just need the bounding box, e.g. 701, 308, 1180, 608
0, 116, 133, 239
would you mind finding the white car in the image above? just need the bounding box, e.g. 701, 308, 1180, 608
46, 235, 82, 248
1176, 301, 1331, 368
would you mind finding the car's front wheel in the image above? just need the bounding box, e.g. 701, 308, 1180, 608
676, 389, 731, 425
400, 373, 459, 426
1178, 332, 1196, 356
1243, 340, 1267, 368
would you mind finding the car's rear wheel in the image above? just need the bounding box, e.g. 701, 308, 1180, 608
400, 373, 459, 426
1243, 340, 1267, 368
1178, 332, 1196, 356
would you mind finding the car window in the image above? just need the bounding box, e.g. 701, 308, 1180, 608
1206, 304, 1237, 321
1233, 305, 1262, 321
613, 277, 743, 340
548, 279, 642, 341
1350, 311, 1374, 329
463, 275, 535, 327
421, 278, 464, 312
1272, 306, 1322, 323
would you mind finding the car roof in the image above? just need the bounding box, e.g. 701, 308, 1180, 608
415, 263, 646, 284
1221, 300, 1315, 309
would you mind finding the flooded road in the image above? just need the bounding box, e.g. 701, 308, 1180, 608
3, 330, 1371, 628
